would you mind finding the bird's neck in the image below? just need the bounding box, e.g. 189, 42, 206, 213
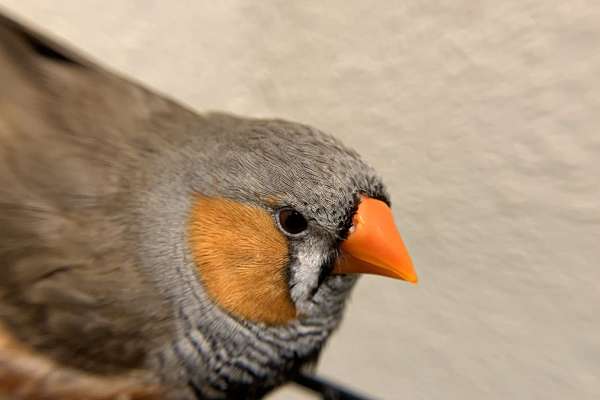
152, 277, 354, 399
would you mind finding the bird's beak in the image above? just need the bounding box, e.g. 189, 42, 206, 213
333, 197, 418, 283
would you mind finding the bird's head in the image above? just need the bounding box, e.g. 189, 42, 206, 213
157, 117, 418, 326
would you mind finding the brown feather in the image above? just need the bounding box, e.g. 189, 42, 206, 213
0, 11, 175, 374
188, 196, 296, 325
0, 324, 163, 400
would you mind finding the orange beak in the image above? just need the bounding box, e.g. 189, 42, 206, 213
333, 197, 418, 283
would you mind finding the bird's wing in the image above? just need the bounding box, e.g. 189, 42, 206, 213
0, 322, 164, 400
0, 12, 174, 375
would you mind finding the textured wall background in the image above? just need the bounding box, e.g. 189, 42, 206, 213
1, 1, 598, 399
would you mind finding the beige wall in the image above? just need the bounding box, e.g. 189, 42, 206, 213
1, 1, 598, 399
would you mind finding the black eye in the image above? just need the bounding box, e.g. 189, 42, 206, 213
276, 208, 308, 236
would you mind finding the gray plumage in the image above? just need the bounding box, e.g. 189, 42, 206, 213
0, 12, 388, 399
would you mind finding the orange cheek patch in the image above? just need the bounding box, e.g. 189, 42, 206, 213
187, 196, 296, 325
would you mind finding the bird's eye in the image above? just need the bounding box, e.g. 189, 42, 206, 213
276, 208, 308, 236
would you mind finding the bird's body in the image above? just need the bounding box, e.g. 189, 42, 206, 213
0, 13, 416, 399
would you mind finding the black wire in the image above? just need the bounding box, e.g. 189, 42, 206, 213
292, 372, 375, 400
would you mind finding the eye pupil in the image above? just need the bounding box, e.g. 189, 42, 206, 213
277, 208, 308, 236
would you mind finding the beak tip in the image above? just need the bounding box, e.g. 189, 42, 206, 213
403, 273, 418, 285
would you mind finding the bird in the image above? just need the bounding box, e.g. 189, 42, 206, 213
0, 11, 417, 400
